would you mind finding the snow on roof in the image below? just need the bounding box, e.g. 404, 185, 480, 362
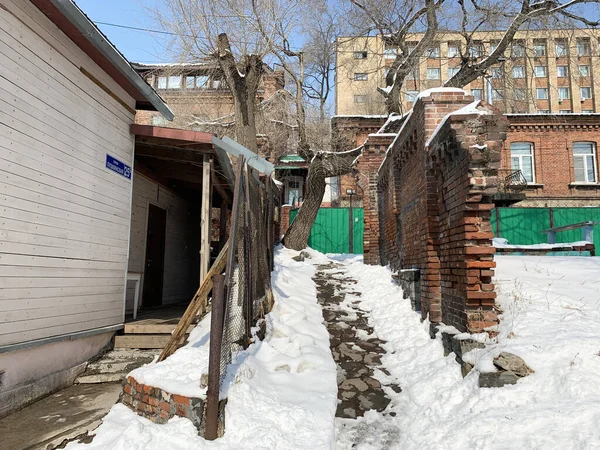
377, 109, 414, 174
416, 87, 467, 100
425, 100, 492, 148
377, 111, 410, 134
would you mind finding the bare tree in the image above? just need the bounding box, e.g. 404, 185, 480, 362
347, 0, 600, 114
154, 0, 284, 151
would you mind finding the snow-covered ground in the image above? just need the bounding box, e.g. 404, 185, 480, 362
335, 255, 600, 450
67, 250, 600, 450
66, 247, 337, 450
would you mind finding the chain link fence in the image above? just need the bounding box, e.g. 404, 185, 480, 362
217, 158, 279, 386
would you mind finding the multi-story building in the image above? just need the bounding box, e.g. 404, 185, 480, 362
336, 29, 600, 115
133, 62, 286, 133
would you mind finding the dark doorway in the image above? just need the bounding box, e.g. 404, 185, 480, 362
142, 204, 167, 307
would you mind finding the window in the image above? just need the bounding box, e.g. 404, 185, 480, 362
512, 66, 525, 78
489, 41, 500, 54
448, 45, 459, 58
448, 67, 459, 78
468, 45, 483, 58
533, 42, 546, 57
471, 89, 483, 101
537, 110, 550, 114
573, 142, 597, 183
491, 67, 503, 78
167, 75, 181, 89
558, 87, 570, 100
354, 73, 368, 81
406, 90, 419, 102
514, 88, 526, 100
354, 51, 368, 59
384, 47, 397, 59
582, 110, 595, 113
185, 76, 195, 89
577, 39, 591, 56
536, 88, 549, 100
426, 68, 441, 79
555, 40, 568, 57
196, 75, 209, 88
354, 95, 368, 103
492, 89, 504, 101
512, 43, 525, 57
285, 176, 304, 204
511, 142, 535, 183
212, 79, 222, 89
556, 65, 568, 77
559, 110, 572, 114
579, 65, 590, 77
151, 115, 168, 126
427, 47, 440, 58
157, 76, 167, 89
534, 66, 547, 77
580, 87, 593, 100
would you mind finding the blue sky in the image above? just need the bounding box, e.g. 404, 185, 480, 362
75, 0, 169, 63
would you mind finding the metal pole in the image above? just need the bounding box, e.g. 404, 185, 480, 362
205, 274, 225, 440
348, 193, 354, 254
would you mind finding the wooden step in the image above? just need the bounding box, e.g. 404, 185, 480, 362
114, 334, 172, 349
124, 323, 194, 334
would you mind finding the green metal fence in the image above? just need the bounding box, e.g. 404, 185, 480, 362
289, 207, 365, 254
492, 207, 600, 249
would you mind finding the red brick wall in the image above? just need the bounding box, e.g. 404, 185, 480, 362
503, 116, 600, 206
377, 91, 504, 332
358, 136, 393, 264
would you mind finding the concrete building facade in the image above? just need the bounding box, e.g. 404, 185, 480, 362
336, 29, 600, 116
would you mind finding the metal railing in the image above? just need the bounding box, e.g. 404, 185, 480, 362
498, 169, 528, 192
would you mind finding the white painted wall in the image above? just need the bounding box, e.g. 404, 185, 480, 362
127, 173, 198, 311
0, 0, 137, 346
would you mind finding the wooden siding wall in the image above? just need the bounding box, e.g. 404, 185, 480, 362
0, 0, 137, 346
126, 173, 199, 310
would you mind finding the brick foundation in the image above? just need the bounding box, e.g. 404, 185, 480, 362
121, 376, 224, 437
377, 90, 505, 333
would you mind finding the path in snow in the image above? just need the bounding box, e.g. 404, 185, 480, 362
313, 262, 401, 420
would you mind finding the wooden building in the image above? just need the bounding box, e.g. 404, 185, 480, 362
0, 0, 172, 417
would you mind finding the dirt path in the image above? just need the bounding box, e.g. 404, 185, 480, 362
313, 263, 401, 420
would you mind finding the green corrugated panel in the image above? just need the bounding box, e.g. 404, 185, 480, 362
552, 207, 600, 249
288, 207, 365, 254
498, 208, 550, 245
352, 208, 365, 254
491, 210, 498, 236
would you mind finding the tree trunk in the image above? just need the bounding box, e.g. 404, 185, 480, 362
283, 161, 327, 250
231, 82, 259, 152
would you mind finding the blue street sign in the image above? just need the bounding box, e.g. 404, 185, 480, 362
106, 154, 132, 180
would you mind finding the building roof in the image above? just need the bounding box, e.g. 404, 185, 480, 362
30, 0, 173, 120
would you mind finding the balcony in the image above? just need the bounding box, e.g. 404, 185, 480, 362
493, 169, 528, 206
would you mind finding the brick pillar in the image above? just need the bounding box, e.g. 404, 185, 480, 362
359, 135, 394, 265
280, 205, 293, 236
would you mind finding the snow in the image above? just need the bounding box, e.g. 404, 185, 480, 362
128, 315, 211, 398
334, 254, 600, 450
67, 247, 337, 450
415, 87, 466, 100
66, 249, 600, 449
493, 237, 592, 249
425, 100, 492, 148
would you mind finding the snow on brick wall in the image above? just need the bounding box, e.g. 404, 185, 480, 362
376, 90, 505, 333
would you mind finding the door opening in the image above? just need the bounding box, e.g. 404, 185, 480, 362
142, 204, 167, 308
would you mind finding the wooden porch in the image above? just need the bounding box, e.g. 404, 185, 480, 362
115, 305, 198, 349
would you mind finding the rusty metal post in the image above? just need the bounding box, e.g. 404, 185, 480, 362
205, 273, 225, 440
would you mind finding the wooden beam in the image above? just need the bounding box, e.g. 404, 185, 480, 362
200, 155, 212, 285
131, 124, 213, 144
135, 145, 210, 164
157, 241, 229, 362
211, 165, 231, 203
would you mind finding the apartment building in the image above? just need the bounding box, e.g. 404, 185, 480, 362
134, 62, 286, 129
336, 29, 600, 115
